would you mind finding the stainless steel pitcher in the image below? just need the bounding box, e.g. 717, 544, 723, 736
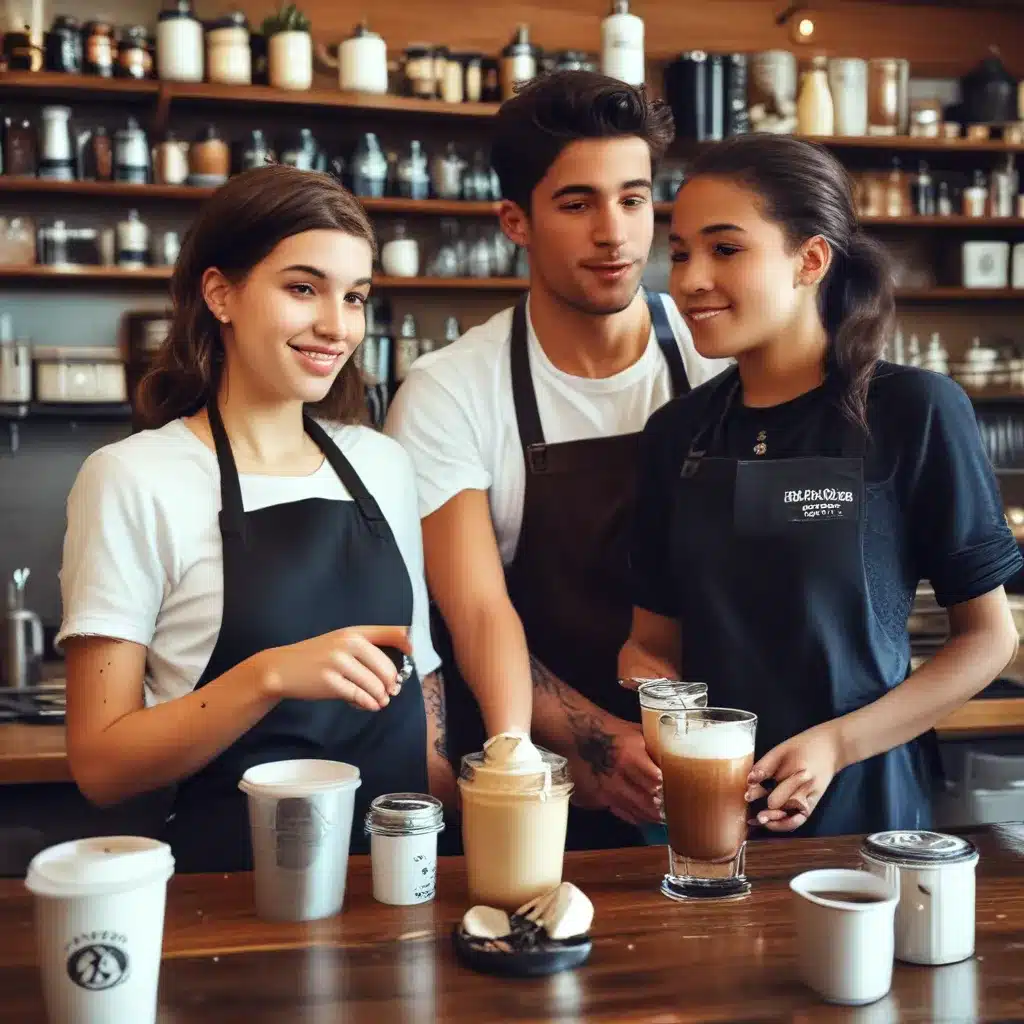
3, 568, 44, 689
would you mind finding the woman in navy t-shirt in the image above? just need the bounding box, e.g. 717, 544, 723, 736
620, 135, 1021, 837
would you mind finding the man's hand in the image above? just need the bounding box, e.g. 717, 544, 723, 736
529, 654, 661, 825
567, 716, 662, 825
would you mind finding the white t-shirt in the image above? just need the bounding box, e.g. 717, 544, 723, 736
384, 293, 731, 563
57, 419, 440, 707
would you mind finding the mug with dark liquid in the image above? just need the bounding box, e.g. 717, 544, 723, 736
658, 707, 757, 901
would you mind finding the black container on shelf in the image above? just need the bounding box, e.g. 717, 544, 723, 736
723, 53, 749, 137
250, 31, 268, 85
45, 16, 83, 73
664, 52, 710, 142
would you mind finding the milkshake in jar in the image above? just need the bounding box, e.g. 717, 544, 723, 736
459, 732, 573, 910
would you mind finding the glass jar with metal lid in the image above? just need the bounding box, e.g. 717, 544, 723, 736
364, 794, 444, 906
860, 830, 980, 965
117, 26, 153, 80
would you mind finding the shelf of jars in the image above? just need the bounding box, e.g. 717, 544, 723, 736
0, 265, 529, 290
2, 264, 1021, 301
0, 180, 504, 214
5, 181, 1024, 232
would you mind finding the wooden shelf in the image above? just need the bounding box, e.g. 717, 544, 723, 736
374, 275, 527, 291
861, 215, 1024, 228
804, 134, 1024, 154
4, 181, 1024, 231
0, 70, 158, 100
896, 287, 1024, 301
0, 178, 214, 200
165, 80, 501, 117
0, 265, 527, 290
5, 267, 1022, 299
0, 181, 501, 215
0, 264, 172, 282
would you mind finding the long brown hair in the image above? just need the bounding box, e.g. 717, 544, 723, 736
687, 135, 895, 429
136, 165, 377, 429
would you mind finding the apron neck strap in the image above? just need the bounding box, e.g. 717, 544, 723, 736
646, 291, 690, 398
303, 414, 388, 532
510, 291, 688, 459
207, 398, 248, 542
206, 400, 388, 545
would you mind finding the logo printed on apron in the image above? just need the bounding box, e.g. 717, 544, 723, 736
783, 486, 857, 521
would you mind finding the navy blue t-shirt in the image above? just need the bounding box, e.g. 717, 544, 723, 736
633, 362, 1022, 633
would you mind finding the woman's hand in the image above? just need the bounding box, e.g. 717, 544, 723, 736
744, 721, 844, 832
254, 625, 412, 711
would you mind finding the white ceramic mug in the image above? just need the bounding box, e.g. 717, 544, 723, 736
790, 868, 898, 1006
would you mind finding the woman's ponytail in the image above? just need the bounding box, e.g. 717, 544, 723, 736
821, 231, 895, 430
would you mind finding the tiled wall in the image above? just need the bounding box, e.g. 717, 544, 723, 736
0, 420, 132, 632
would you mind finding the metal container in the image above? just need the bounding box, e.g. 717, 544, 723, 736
3, 569, 43, 690
860, 830, 979, 965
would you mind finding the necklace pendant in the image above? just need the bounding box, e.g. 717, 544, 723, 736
754, 429, 767, 457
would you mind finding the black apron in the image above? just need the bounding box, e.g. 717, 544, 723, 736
670, 368, 935, 837
162, 401, 428, 872
438, 292, 689, 850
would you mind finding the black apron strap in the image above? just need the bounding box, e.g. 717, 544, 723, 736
303, 414, 389, 536
680, 367, 740, 479
207, 399, 247, 544
645, 291, 689, 398
509, 297, 546, 474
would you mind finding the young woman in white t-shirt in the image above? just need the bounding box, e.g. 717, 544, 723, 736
58, 165, 453, 872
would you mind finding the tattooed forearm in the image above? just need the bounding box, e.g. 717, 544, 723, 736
421, 670, 448, 762
529, 654, 618, 777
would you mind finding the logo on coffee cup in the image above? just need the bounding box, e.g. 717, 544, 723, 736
65, 932, 130, 991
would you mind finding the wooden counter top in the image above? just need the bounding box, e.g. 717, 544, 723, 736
0, 825, 1021, 1022
1, 695, 1021, 787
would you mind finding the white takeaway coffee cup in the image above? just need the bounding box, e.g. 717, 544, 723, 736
24, 835, 175, 1024
238, 758, 361, 922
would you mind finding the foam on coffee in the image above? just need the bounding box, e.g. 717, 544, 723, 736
663, 723, 754, 761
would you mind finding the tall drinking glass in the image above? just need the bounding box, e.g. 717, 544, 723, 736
635, 681, 708, 767
658, 708, 757, 901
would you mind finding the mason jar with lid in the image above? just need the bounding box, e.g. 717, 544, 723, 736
404, 44, 436, 99
207, 11, 251, 86
860, 830, 980, 965
156, 0, 204, 82
83, 21, 115, 77
117, 26, 153, 79
363, 794, 445, 906
459, 733, 573, 910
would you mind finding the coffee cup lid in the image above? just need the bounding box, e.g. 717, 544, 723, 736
861, 830, 979, 866
238, 758, 361, 798
25, 836, 174, 899
364, 793, 444, 837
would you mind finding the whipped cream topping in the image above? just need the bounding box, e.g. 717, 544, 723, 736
482, 731, 543, 770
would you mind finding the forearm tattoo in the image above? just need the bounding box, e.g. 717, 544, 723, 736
421, 670, 448, 762
529, 654, 617, 777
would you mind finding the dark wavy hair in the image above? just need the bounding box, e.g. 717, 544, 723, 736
136, 164, 376, 429
687, 135, 895, 429
491, 69, 675, 210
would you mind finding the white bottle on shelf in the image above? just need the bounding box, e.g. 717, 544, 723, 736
797, 56, 834, 136
601, 0, 645, 86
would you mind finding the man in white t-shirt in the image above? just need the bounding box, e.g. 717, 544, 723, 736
385, 71, 729, 849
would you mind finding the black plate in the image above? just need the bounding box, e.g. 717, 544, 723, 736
452, 927, 593, 978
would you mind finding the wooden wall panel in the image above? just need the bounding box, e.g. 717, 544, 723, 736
193, 0, 1024, 79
